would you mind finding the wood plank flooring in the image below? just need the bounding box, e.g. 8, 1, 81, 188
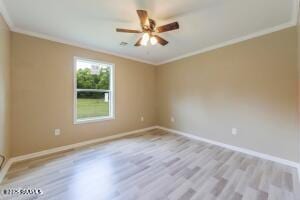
0, 129, 299, 200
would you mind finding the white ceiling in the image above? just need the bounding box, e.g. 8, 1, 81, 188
0, 0, 298, 65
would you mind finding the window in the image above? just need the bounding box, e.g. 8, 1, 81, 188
74, 57, 114, 124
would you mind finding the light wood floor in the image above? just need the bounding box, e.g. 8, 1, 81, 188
0, 129, 299, 200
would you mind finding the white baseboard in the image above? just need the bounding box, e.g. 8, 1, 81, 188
0, 159, 13, 184
0, 126, 157, 184
1, 125, 299, 183
157, 126, 300, 180
298, 165, 300, 182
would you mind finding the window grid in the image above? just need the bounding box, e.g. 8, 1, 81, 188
74, 57, 115, 124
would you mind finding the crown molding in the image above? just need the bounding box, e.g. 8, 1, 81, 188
11, 20, 298, 67
157, 0, 299, 65
0, 0, 299, 66
0, 0, 14, 29
157, 22, 296, 65
11, 27, 157, 65
0, 0, 156, 66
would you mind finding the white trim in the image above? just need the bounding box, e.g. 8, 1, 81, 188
298, 165, 300, 182
1, 0, 299, 66
157, 22, 296, 65
157, 126, 300, 170
0, 126, 157, 184
0, 0, 14, 29
74, 116, 115, 125
11, 22, 297, 66
11, 27, 156, 65
1, 126, 299, 183
73, 57, 115, 124
292, 0, 300, 25
0, 159, 13, 183
12, 126, 156, 163
158, 0, 299, 65
76, 89, 110, 92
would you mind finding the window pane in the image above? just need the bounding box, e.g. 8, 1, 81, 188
76, 59, 110, 90
77, 91, 110, 120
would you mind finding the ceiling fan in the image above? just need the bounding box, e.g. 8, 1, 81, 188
116, 10, 179, 47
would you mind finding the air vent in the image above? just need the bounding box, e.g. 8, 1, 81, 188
120, 42, 128, 46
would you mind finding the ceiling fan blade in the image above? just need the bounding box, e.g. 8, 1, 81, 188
157, 22, 179, 33
155, 35, 168, 46
137, 10, 149, 26
134, 37, 143, 46
116, 28, 142, 33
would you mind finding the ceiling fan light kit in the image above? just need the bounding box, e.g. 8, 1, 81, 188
116, 10, 179, 47
141, 33, 150, 46
150, 36, 158, 45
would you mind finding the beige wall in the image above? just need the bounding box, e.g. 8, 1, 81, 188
157, 27, 299, 162
8, 26, 300, 162
0, 15, 11, 161
11, 33, 156, 156
297, 14, 300, 164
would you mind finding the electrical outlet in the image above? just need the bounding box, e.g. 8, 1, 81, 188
54, 129, 61, 136
171, 117, 175, 123
141, 116, 144, 122
232, 128, 238, 135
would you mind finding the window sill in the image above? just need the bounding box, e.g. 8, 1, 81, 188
74, 116, 115, 125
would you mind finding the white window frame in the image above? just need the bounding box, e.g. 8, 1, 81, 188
73, 57, 115, 124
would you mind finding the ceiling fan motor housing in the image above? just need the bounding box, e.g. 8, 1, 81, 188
116, 10, 179, 46
149, 19, 156, 32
